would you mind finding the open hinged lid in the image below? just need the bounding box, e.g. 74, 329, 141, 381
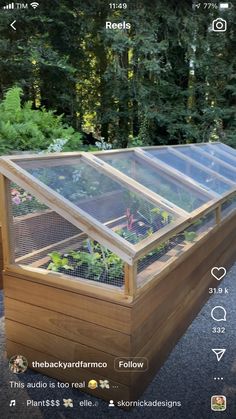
0, 142, 235, 264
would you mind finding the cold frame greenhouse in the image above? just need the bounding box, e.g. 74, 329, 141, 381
0, 141, 235, 402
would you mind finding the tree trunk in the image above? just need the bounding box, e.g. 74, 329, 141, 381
118, 48, 129, 148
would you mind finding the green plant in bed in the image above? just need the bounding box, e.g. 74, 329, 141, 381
47, 251, 74, 272
138, 205, 172, 231
116, 228, 140, 244
69, 249, 103, 279
139, 242, 167, 265
104, 252, 124, 278
184, 231, 197, 242
47, 240, 124, 282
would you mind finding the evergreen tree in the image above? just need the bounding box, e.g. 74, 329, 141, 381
0, 1, 235, 149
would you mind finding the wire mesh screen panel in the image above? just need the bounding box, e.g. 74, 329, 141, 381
45, 237, 125, 288
221, 195, 236, 219
100, 152, 209, 212
10, 182, 82, 260
176, 147, 236, 182
9, 182, 124, 288
18, 157, 176, 245
146, 149, 231, 195
137, 211, 216, 287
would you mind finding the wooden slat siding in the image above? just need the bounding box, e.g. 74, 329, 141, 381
130, 237, 236, 399
3, 275, 132, 333
6, 341, 131, 402
132, 213, 236, 331
5, 320, 131, 385
5, 298, 131, 357
0, 225, 2, 288
131, 221, 236, 355
4, 265, 129, 304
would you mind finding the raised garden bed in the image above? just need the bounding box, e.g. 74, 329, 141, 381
0, 142, 236, 404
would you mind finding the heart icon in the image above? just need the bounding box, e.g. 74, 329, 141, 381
211, 267, 227, 281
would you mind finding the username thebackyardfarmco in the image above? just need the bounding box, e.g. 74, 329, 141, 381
31, 361, 107, 369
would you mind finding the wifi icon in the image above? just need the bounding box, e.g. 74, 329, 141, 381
30, 2, 39, 9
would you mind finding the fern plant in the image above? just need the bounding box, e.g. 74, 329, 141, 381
0, 86, 82, 154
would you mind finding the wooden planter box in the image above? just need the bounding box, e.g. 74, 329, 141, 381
0, 144, 236, 404
0, 225, 3, 288
3, 212, 236, 402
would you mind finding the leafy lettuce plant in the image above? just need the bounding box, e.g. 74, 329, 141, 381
69, 249, 103, 279
47, 239, 124, 281
47, 251, 74, 272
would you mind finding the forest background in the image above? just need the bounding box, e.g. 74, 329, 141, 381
0, 0, 235, 153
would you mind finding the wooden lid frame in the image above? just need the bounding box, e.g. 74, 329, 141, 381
0, 142, 235, 265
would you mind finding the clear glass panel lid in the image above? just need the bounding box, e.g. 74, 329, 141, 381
146, 148, 232, 195
197, 144, 236, 167
17, 156, 176, 245
177, 146, 236, 182
100, 151, 209, 212
212, 142, 236, 157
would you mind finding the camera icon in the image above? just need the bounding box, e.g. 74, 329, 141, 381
212, 18, 227, 32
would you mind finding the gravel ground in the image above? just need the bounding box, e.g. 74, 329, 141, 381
0, 264, 235, 419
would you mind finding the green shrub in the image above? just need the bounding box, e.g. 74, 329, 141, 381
184, 231, 197, 242
0, 86, 82, 154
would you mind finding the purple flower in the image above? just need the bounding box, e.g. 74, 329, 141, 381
12, 196, 21, 205
26, 195, 32, 201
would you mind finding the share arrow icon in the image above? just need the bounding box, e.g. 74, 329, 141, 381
212, 349, 226, 362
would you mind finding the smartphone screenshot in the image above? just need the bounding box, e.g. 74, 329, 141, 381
0, 1, 235, 418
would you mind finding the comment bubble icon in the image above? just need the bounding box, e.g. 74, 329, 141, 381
211, 306, 227, 322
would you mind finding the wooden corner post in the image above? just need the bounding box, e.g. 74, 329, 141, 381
215, 205, 221, 225
124, 262, 137, 299
0, 175, 14, 270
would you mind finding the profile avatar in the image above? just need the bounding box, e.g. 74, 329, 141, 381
9, 355, 28, 374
